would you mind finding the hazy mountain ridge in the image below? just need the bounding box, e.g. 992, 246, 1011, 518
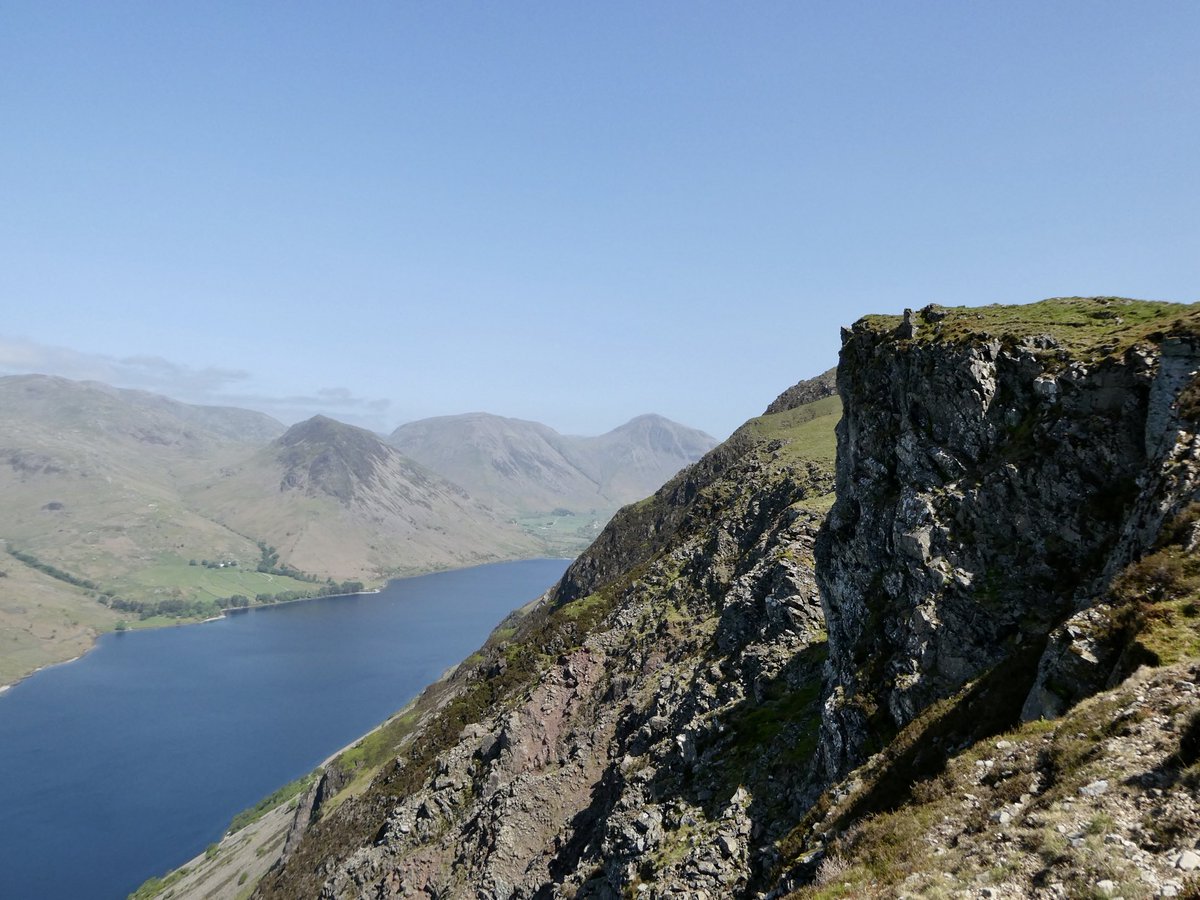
243, 298, 1200, 900
388, 412, 594, 513
562, 413, 719, 504
388, 411, 717, 515
0, 374, 286, 453
191, 416, 540, 580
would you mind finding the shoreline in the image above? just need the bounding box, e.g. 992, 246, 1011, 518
0, 556, 573, 695
1, 556, 571, 696
0, 587, 386, 696
0, 648, 90, 696
224, 586, 383, 616
74, 556, 574, 899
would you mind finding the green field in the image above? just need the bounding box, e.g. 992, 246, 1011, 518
516, 511, 611, 555
0, 545, 344, 682
107, 559, 315, 603
110, 563, 325, 631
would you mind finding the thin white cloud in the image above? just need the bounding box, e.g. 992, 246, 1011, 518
0, 337, 250, 395
211, 390, 393, 417
0, 335, 393, 431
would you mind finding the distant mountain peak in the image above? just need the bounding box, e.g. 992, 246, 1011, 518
279, 414, 367, 443
273, 416, 397, 503
615, 412, 672, 427
388, 411, 717, 518
605, 413, 715, 441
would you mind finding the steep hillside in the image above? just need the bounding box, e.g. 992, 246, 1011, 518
0, 374, 285, 451
0, 375, 289, 679
388, 413, 601, 514
561, 413, 719, 505
764, 366, 837, 416
198, 297, 1200, 900
225, 376, 840, 899
190, 416, 543, 580
388, 412, 717, 552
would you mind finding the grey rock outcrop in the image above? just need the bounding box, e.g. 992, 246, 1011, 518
316, 482, 828, 898
763, 366, 837, 416
816, 310, 1200, 778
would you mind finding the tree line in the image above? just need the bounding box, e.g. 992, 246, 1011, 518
255, 541, 318, 582
107, 579, 365, 620
8, 544, 363, 622
6, 547, 99, 590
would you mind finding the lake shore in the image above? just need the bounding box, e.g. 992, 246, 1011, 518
0, 583, 391, 693
0, 649, 90, 697
0, 557, 573, 692
121, 573, 567, 900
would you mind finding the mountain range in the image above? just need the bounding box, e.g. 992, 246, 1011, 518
0, 374, 714, 683
388, 412, 716, 516
188, 415, 542, 581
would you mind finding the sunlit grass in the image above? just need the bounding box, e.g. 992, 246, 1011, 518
860, 296, 1200, 359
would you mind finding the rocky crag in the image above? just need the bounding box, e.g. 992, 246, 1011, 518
208, 297, 1200, 900
817, 299, 1200, 777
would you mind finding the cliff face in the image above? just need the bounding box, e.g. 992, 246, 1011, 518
816, 300, 1200, 780
247, 298, 1200, 900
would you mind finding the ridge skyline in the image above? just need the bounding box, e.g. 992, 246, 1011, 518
0, 369, 718, 443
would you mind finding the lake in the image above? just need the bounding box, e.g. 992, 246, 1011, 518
0, 558, 570, 900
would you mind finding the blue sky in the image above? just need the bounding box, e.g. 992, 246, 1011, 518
1, 2, 1196, 438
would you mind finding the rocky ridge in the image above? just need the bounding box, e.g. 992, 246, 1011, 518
253, 378, 841, 899
816, 299, 1200, 780
232, 297, 1200, 900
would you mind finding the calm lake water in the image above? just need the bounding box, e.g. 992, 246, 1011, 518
0, 558, 569, 900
